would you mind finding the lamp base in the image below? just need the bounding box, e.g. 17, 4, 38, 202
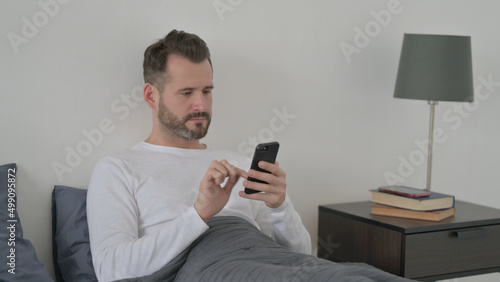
426, 101, 438, 191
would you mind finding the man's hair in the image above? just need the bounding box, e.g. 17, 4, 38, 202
143, 29, 212, 91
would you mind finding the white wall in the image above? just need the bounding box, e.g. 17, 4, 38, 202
1, 1, 499, 280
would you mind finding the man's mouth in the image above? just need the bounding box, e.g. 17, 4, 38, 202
186, 112, 210, 123
189, 117, 206, 122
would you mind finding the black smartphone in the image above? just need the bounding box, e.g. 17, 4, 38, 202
244, 142, 280, 194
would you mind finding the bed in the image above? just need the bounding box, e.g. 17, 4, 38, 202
1, 163, 413, 282
51, 184, 414, 282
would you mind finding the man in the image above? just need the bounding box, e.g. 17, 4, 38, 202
87, 30, 311, 281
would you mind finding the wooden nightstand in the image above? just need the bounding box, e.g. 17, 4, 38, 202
318, 201, 500, 281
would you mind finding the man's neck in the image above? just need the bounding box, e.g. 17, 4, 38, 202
144, 132, 206, 149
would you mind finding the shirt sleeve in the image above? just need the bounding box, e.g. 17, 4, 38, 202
86, 158, 208, 281
255, 194, 312, 255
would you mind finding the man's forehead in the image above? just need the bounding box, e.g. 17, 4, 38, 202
165, 56, 211, 83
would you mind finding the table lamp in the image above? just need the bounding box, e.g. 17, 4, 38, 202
393, 33, 474, 191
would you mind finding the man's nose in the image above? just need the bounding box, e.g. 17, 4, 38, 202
191, 92, 209, 111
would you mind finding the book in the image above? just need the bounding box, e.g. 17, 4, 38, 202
370, 189, 455, 211
370, 204, 455, 222
377, 185, 430, 198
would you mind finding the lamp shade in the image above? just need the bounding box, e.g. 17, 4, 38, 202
394, 33, 474, 102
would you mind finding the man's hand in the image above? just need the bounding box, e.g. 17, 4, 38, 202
239, 161, 287, 209
194, 159, 247, 222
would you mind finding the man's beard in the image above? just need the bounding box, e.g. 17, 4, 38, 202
158, 102, 211, 141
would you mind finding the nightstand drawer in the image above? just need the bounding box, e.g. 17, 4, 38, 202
404, 224, 500, 278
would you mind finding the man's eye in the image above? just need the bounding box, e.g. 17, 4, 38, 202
182, 92, 192, 96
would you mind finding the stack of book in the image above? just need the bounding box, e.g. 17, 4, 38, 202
370, 186, 455, 222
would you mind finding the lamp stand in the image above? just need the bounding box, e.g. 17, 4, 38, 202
426, 100, 438, 191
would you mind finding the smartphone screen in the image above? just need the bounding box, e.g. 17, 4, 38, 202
244, 142, 280, 194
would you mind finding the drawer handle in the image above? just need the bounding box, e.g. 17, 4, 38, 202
454, 228, 486, 240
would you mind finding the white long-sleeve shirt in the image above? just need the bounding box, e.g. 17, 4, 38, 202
87, 142, 311, 281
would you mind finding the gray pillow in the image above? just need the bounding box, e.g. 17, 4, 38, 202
52, 185, 97, 282
0, 163, 53, 281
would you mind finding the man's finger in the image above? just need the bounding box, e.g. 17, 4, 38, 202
206, 160, 228, 185
248, 169, 274, 185
220, 160, 246, 189
258, 161, 285, 178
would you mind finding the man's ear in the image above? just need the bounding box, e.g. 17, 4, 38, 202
143, 83, 159, 110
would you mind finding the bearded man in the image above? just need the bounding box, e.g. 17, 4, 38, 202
86, 30, 311, 282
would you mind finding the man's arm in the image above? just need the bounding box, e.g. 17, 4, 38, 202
266, 195, 312, 254
87, 158, 208, 281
